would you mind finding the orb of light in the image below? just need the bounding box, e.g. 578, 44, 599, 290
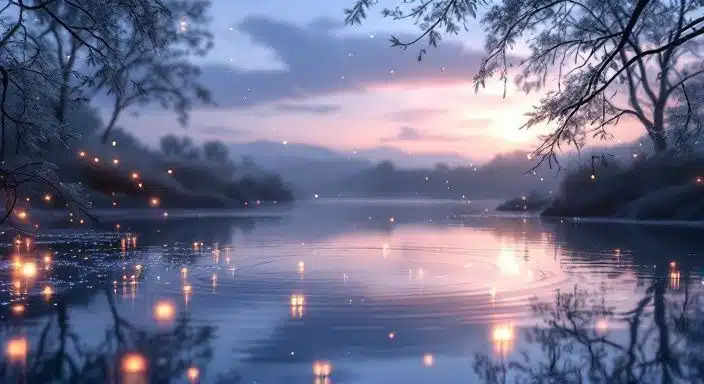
121, 353, 147, 374
153, 300, 176, 322
21, 262, 37, 278
5, 338, 28, 362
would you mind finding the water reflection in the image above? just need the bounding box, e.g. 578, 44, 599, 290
0, 200, 703, 383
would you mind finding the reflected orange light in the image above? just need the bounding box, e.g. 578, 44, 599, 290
297, 261, 305, 273
183, 285, 192, 294
44, 194, 52, 202
11, 304, 25, 315
290, 294, 305, 306
181, 267, 188, 277
6, 338, 28, 362
132, 172, 139, 179
150, 197, 160, 207
312, 361, 332, 377
43, 254, 51, 264
423, 353, 434, 367
187, 367, 199, 382
42, 286, 53, 298
596, 319, 609, 332
22, 262, 37, 278
492, 323, 514, 355
121, 353, 147, 374
153, 300, 176, 322
16, 210, 27, 220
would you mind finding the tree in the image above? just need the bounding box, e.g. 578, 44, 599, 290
35, 0, 214, 144
1, 0, 209, 224
345, 0, 704, 167
160, 134, 200, 160
202, 140, 230, 166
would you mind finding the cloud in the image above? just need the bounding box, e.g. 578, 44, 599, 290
199, 17, 488, 108
274, 103, 341, 114
381, 126, 477, 143
196, 126, 249, 136
386, 108, 448, 123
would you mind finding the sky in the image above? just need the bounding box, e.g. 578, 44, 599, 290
116, 0, 645, 163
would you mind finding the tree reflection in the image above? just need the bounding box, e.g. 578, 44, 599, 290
475, 276, 704, 383
0, 289, 216, 383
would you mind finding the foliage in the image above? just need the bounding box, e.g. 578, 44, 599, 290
0, 0, 213, 225
345, 0, 704, 167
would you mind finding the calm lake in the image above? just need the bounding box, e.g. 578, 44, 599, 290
2, 199, 704, 383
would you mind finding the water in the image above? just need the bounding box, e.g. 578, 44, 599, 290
2, 199, 704, 383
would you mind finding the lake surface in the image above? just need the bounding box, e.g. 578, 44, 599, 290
2, 199, 704, 383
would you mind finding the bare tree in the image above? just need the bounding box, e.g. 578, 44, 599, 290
345, 0, 704, 167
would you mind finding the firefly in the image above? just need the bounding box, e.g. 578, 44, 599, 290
5, 338, 28, 362
121, 353, 147, 374
21, 262, 37, 278
187, 367, 199, 382
153, 300, 176, 322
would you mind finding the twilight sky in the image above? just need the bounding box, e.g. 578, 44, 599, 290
115, 0, 644, 162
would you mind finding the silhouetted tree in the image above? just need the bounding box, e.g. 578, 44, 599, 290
346, 0, 704, 165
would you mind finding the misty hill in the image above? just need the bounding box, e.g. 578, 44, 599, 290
228, 141, 475, 196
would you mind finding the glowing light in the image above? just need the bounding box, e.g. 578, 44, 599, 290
5, 338, 27, 362
423, 354, 434, 367
11, 304, 24, 315
290, 294, 305, 306
497, 248, 520, 276
153, 300, 176, 322
79, 151, 86, 157
21, 262, 37, 278
697, 176, 702, 184
163, 212, 169, 217
135, 264, 142, 271
180, 16, 188, 32
596, 319, 609, 332
314, 194, 319, 198
42, 286, 53, 298
187, 367, 199, 382
132, 172, 139, 179
298, 261, 305, 273
183, 284, 192, 294
492, 323, 514, 355
282, 140, 288, 145
79, 219, 84, 224
112, 140, 117, 146
93, 157, 99, 163
181, 267, 188, 277
113, 158, 119, 165
43, 254, 51, 263
313, 361, 332, 377
388, 332, 395, 340
168, 169, 174, 174
389, 217, 395, 223
591, 174, 596, 180
44, 194, 52, 202
16, 210, 27, 220
121, 353, 147, 374
138, 183, 143, 188
150, 197, 160, 207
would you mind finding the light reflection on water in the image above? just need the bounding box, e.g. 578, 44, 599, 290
1, 199, 704, 383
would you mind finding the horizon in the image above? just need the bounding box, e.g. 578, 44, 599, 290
109, 1, 647, 163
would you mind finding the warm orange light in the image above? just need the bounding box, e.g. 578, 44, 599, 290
153, 300, 176, 322
423, 354, 434, 367
596, 319, 609, 332
290, 294, 305, 306
6, 338, 28, 362
43, 254, 51, 263
42, 286, 53, 297
11, 304, 25, 315
132, 172, 139, 179
79, 151, 86, 157
113, 158, 119, 165
44, 194, 52, 202
298, 261, 305, 273
150, 197, 160, 207
187, 367, 199, 382
492, 324, 514, 343
312, 361, 332, 377
183, 285, 192, 294
121, 353, 147, 374
16, 210, 27, 220
181, 267, 188, 277
21, 262, 37, 278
